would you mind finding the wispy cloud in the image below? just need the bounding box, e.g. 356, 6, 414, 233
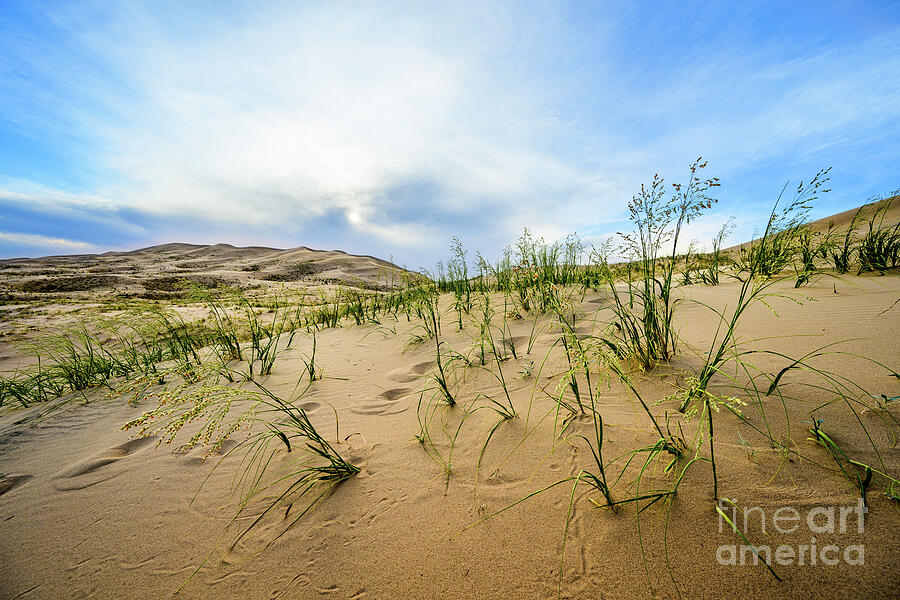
0, 231, 94, 251
1, 1, 898, 265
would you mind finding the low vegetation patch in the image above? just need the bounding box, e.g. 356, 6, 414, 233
20, 275, 123, 293
142, 275, 232, 292
258, 261, 321, 281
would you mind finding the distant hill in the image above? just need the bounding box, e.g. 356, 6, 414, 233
0, 243, 409, 298
723, 195, 899, 253
806, 195, 900, 233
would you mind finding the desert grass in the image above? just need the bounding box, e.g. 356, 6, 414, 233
5, 164, 900, 599
0, 282, 439, 409
452, 169, 898, 596
857, 197, 900, 274
122, 373, 358, 565
479, 305, 517, 420
597, 158, 719, 368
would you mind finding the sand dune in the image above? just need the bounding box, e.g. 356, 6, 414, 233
0, 243, 407, 299
725, 195, 899, 254
0, 276, 897, 599
808, 195, 900, 233
1, 203, 899, 599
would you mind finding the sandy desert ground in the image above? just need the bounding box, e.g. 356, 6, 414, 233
0, 202, 899, 600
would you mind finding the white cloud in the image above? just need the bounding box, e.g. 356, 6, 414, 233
0, 231, 94, 251
1, 3, 898, 264
2, 3, 629, 248
0, 181, 119, 212
68, 5, 566, 225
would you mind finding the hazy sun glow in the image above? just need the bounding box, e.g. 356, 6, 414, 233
1, 1, 898, 266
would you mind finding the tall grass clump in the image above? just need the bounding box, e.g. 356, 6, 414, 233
555, 309, 589, 414
25, 324, 123, 391
857, 197, 900, 274
207, 297, 244, 362
737, 169, 830, 280
476, 296, 517, 420
701, 219, 734, 285
203, 291, 293, 380
443, 237, 473, 329
415, 390, 475, 484
828, 206, 864, 274
792, 223, 833, 287
509, 229, 579, 313
243, 300, 290, 379
676, 169, 838, 499
310, 291, 344, 329
122, 375, 358, 552
410, 287, 459, 406
466, 338, 687, 598
601, 158, 719, 368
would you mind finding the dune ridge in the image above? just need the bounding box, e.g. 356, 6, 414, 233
0, 243, 407, 297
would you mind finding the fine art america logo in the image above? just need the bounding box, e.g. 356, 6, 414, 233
716, 499, 867, 567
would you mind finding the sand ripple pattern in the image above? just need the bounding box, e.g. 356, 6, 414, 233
350, 387, 412, 416
52, 437, 157, 491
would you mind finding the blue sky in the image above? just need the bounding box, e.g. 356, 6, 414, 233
1, 1, 898, 269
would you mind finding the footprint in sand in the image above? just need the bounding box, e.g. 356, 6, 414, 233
350, 388, 412, 416
350, 401, 409, 416
0, 474, 32, 496
410, 361, 434, 374
379, 388, 411, 401
52, 437, 157, 491
386, 361, 433, 383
